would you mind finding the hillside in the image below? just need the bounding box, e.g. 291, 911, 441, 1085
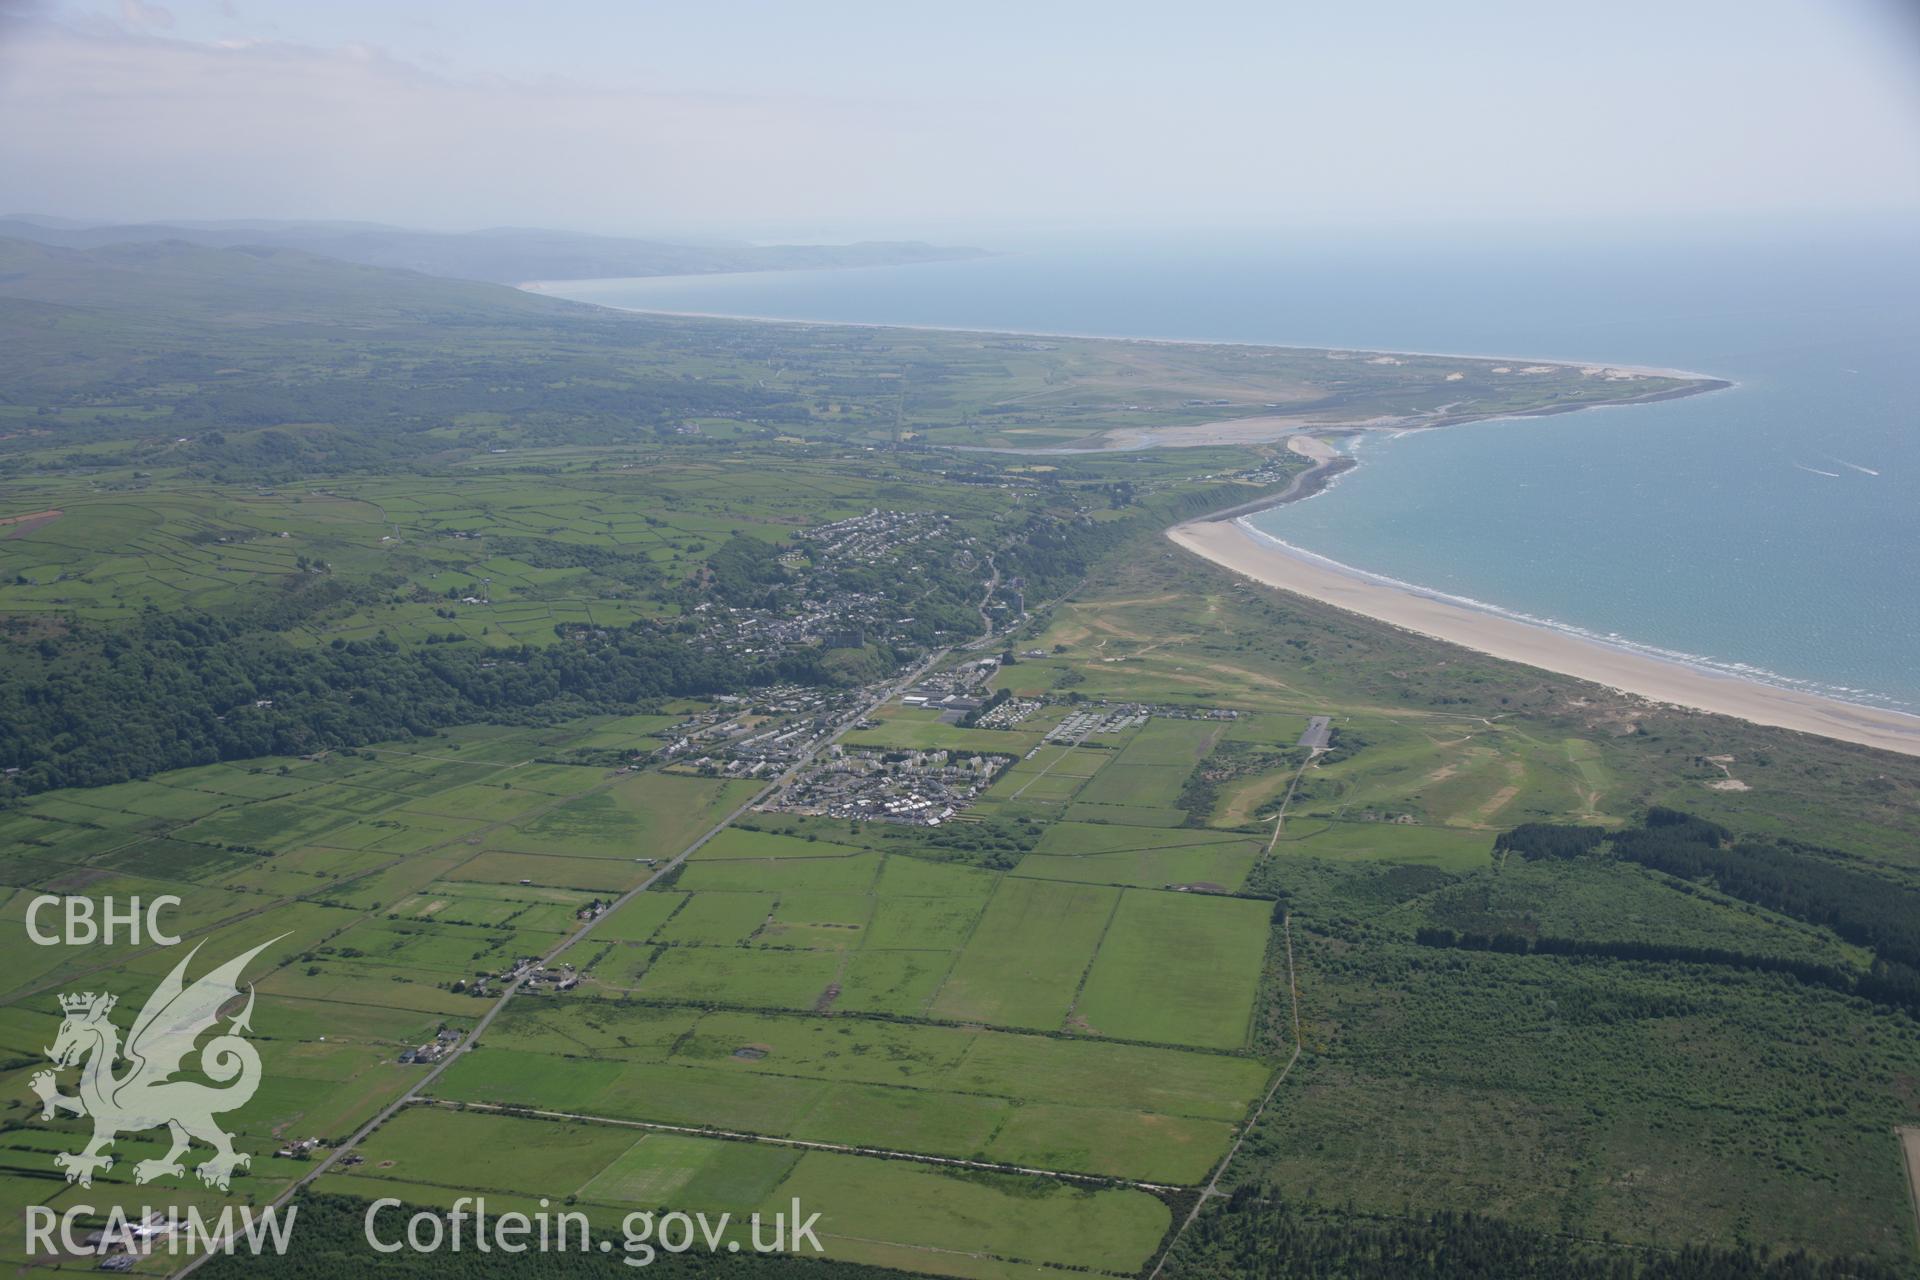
0, 236, 574, 322
0, 215, 990, 284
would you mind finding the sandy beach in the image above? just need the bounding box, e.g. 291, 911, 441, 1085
1169, 511, 1920, 758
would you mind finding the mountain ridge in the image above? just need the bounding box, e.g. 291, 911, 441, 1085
0, 215, 991, 285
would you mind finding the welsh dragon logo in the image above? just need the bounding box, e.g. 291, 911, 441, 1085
31, 938, 280, 1191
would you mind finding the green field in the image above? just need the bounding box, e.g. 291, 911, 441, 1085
927, 877, 1117, 1031
678, 849, 883, 891
634, 945, 843, 1008
1274, 817, 1495, 868
1014, 838, 1261, 890
1074, 889, 1270, 1048
492, 773, 758, 860
434, 1002, 1267, 1184
652, 890, 776, 944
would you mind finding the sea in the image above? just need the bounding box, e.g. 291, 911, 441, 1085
537, 226, 1920, 714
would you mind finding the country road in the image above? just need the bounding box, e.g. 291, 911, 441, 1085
1265, 739, 1325, 855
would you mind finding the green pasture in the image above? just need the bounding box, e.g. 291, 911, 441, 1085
927, 877, 1117, 1031
1074, 889, 1270, 1049
1273, 818, 1493, 869
653, 891, 775, 944
1014, 838, 1260, 890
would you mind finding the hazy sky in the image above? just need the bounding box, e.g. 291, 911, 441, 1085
2, 0, 1918, 240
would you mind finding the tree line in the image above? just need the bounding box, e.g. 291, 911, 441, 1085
1494, 821, 1608, 860
1450, 807, 1920, 1016
0, 608, 782, 797
1613, 808, 1920, 969
1412, 926, 1863, 999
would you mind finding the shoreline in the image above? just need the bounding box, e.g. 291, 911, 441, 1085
1200, 434, 1355, 520
1168, 512, 1920, 758
517, 285, 1726, 382
527, 284, 1731, 459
